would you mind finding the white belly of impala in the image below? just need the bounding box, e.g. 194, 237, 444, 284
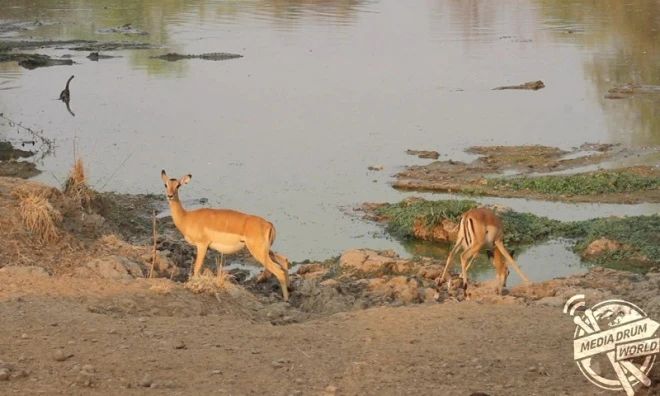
207, 231, 245, 254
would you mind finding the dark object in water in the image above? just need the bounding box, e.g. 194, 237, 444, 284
493, 80, 545, 91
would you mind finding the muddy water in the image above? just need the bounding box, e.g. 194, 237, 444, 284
1, 0, 658, 283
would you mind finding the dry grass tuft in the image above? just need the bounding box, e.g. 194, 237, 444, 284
149, 280, 172, 295
184, 271, 239, 297
63, 157, 96, 210
11, 186, 62, 244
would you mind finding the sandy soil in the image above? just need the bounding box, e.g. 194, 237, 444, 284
3, 272, 659, 396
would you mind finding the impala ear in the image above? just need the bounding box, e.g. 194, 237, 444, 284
179, 174, 192, 185
161, 170, 168, 182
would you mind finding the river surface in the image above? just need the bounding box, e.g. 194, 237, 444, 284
1, 0, 659, 284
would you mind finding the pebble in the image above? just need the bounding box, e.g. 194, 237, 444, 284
138, 374, 153, 387
53, 349, 72, 362
211, 370, 222, 375
295, 378, 305, 384
0, 361, 16, 371
82, 364, 96, 373
0, 369, 9, 381
20, 334, 29, 339
138, 317, 147, 323
173, 341, 186, 350
272, 360, 284, 368
75, 370, 93, 387
325, 385, 338, 393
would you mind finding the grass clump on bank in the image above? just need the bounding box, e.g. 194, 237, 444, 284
11, 186, 63, 243
372, 198, 563, 245
487, 170, 660, 196
573, 215, 660, 265
372, 198, 478, 239
63, 157, 98, 211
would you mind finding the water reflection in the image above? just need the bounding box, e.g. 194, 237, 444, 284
537, 0, 660, 147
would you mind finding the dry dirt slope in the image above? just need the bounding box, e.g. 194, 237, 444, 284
1, 273, 660, 396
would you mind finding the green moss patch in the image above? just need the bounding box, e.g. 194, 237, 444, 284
487, 169, 660, 196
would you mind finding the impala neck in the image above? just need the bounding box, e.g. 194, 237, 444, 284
167, 195, 187, 227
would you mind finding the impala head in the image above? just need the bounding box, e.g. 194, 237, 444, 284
161, 170, 191, 201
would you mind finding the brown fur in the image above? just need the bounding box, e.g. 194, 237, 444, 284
439, 208, 530, 295
161, 170, 290, 301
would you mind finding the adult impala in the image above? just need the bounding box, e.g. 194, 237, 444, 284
161, 170, 291, 301
439, 207, 530, 295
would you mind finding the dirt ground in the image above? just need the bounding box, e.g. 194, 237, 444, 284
0, 174, 660, 396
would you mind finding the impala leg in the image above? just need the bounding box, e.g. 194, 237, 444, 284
192, 243, 209, 277
440, 240, 463, 284
492, 248, 507, 295
494, 240, 529, 283
459, 243, 483, 288
270, 251, 291, 287
245, 241, 290, 302
270, 251, 290, 270
463, 253, 479, 275
256, 251, 290, 283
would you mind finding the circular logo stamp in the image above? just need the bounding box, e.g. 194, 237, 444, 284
564, 295, 659, 396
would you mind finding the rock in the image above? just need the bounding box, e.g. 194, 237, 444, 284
534, 296, 565, 308
367, 165, 384, 171
412, 218, 459, 243
150, 52, 243, 62
81, 364, 95, 373
339, 249, 367, 269
396, 278, 420, 304
173, 341, 186, 350
361, 255, 395, 272
418, 265, 444, 280
406, 149, 440, 160
340, 249, 400, 272
272, 360, 284, 368
53, 349, 72, 362
211, 370, 221, 375
492, 80, 545, 91
583, 238, 621, 257
138, 374, 153, 387
86, 255, 143, 280
296, 263, 328, 280
75, 370, 94, 387
20, 333, 29, 339
0, 361, 16, 371
0, 369, 9, 381
320, 279, 339, 288
0, 266, 50, 277
325, 385, 338, 393
368, 277, 421, 304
